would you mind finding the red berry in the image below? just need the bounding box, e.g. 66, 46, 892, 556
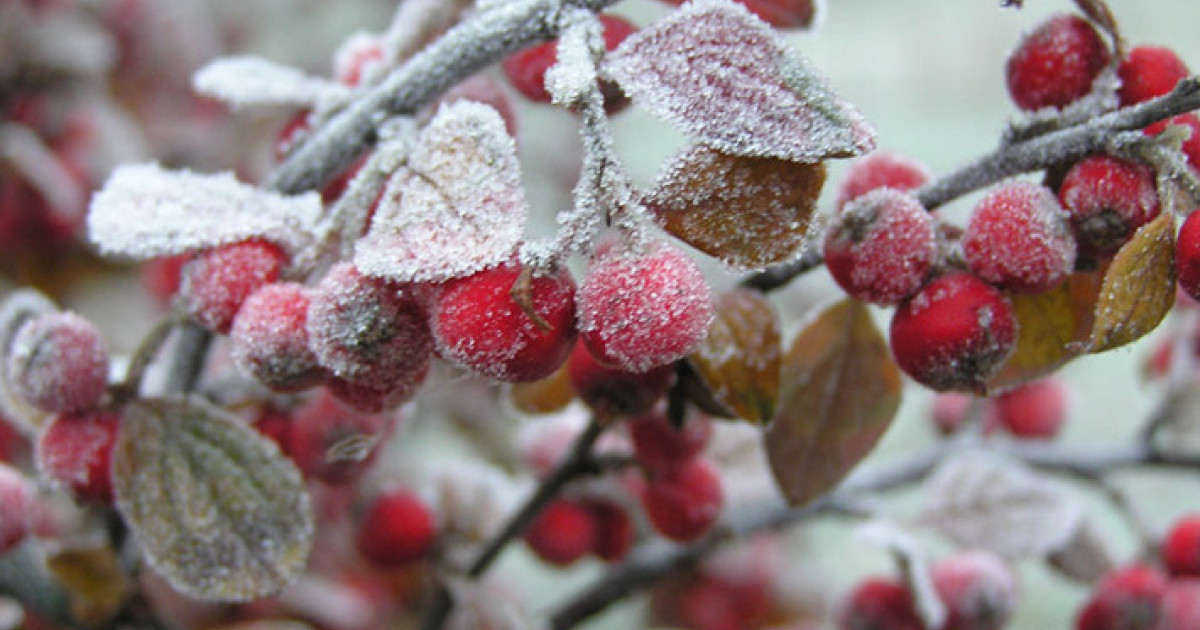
179, 239, 287, 334
641, 457, 723, 542
987, 377, 1068, 439
824, 189, 937, 305
7, 311, 109, 414
963, 181, 1077, 293
1177, 209, 1200, 303
837, 578, 924, 630
568, 342, 673, 416
285, 389, 390, 484
1059, 155, 1161, 257
577, 241, 714, 373
1075, 564, 1166, 630
932, 551, 1019, 630
584, 499, 635, 562
252, 405, 293, 451
889, 273, 1018, 392
1005, 14, 1111, 111
657, 0, 817, 29
628, 411, 713, 473
836, 152, 932, 209
0, 462, 34, 553
1118, 45, 1190, 106
36, 409, 120, 504
1163, 514, 1200, 578
432, 264, 577, 383
355, 489, 437, 568
524, 498, 597, 567
1146, 114, 1200, 174
140, 253, 189, 309
1159, 579, 1200, 630
230, 282, 324, 393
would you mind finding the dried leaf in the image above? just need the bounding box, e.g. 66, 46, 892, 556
88, 163, 323, 260
686, 288, 781, 424
355, 101, 528, 282
192, 56, 350, 109
1073, 0, 1121, 45
645, 145, 825, 271
916, 453, 1084, 559
765, 298, 901, 505
45, 545, 131, 622
1087, 213, 1175, 353
113, 397, 313, 602
604, 0, 874, 162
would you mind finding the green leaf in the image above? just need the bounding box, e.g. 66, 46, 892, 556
113, 397, 313, 602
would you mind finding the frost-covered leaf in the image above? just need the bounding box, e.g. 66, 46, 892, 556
1046, 519, 1117, 584
686, 288, 781, 424
88, 163, 323, 260
113, 397, 312, 602
604, 0, 874, 161
646, 145, 825, 270
1088, 213, 1175, 353
193, 56, 350, 108
856, 521, 947, 630
916, 453, 1084, 559
355, 101, 527, 282
765, 298, 901, 506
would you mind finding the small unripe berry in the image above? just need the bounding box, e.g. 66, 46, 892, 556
889, 273, 1018, 393
987, 377, 1069, 439
824, 189, 937, 305
932, 551, 1019, 630
1159, 579, 1200, 630
1118, 45, 1190, 106
524, 498, 597, 567
577, 241, 714, 373
641, 457, 723, 542
1176, 207, 1200, 303
1006, 14, 1111, 111
628, 411, 713, 473
836, 152, 932, 209
963, 181, 1077, 293
179, 239, 287, 334
230, 282, 324, 393
1059, 155, 1160, 258
1162, 514, 1200, 578
7, 311, 109, 414
355, 489, 437, 568
837, 577, 924, 630
568, 342, 673, 416
36, 409, 120, 504
1075, 564, 1166, 630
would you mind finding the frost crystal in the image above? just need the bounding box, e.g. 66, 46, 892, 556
193, 56, 350, 108
355, 101, 528, 282
88, 163, 323, 259
604, 0, 874, 161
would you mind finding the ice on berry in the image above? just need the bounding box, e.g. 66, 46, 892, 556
963, 180, 1077, 293
1059, 155, 1160, 256
823, 189, 936, 305
180, 240, 287, 334
193, 55, 351, 109
7, 311, 109, 414
355, 101, 528, 283
231, 282, 323, 393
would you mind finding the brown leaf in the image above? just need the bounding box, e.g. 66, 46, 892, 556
45, 544, 132, 624
646, 145, 825, 271
686, 288, 782, 424
1088, 213, 1176, 353
1073, 0, 1122, 49
765, 298, 901, 505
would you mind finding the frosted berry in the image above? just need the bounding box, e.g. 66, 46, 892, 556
0, 463, 34, 553
889, 273, 1018, 393
963, 181, 1077, 293
1146, 114, 1200, 174
355, 489, 437, 568
837, 578, 923, 630
36, 409, 120, 504
524, 498, 597, 567
502, 14, 636, 114
835, 151, 932, 209
628, 411, 713, 473
577, 241, 714, 373
1118, 45, 1190, 106
932, 551, 1019, 630
1005, 14, 1111, 111
432, 263, 577, 383
641, 457, 723, 542
988, 377, 1068, 439
8, 311, 109, 414
824, 189, 937, 305
1159, 580, 1200, 630
286, 389, 390, 484
1177, 209, 1200, 303
1163, 514, 1200, 577
231, 282, 324, 393
568, 342, 673, 416
179, 239, 287, 334
1059, 155, 1160, 257
584, 498, 635, 562
1075, 564, 1166, 630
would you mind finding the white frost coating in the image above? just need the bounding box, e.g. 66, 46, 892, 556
87, 163, 324, 259
193, 56, 351, 108
603, 0, 874, 162
355, 101, 528, 282
546, 9, 602, 108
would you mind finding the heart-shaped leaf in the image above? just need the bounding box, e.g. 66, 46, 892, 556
686, 288, 781, 424
1088, 213, 1176, 353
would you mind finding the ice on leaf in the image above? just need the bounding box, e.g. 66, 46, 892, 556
88, 163, 323, 259
604, 0, 874, 162
193, 56, 350, 108
355, 101, 528, 283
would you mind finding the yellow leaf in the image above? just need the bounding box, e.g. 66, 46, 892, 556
1088, 213, 1176, 353
686, 288, 782, 424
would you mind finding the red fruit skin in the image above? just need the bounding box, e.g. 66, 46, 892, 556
932, 551, 1019, 630
285, 389, 390, 484
355, 489, 437, 568
658, 0, 817, 29
1005, 14, 1111, 111
1075, 565, 1167, 630
7, 312, 109, 414
524, 498, 597, 567
641, 457, 723, 543
231, 282, 324, 393
179, 239, 287, 334
1163, 514, 1200, 578
568, 342, 673, 416
988, 377, 1068, 440
1118, 45, 1191, 106
1159, 579, 1200, 630
433, 264, 577, 383
628, 411, 713, 473
36, 409, 120, 504
836, 152, 932, 209
824, 189, 937, 305
585, 499, 635, 562
963, 181, 1077, 294
140, 253, 190, 310
1146, 114, 1200, 174
1176, 207, 1200, 304
889, 273, 1018, 393
1059, 155, 1161, 258
837, 578, 924, 630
